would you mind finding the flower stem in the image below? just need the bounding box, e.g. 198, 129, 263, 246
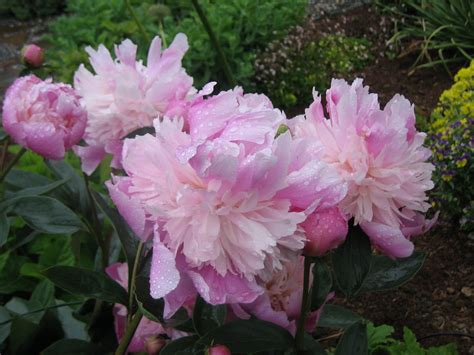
295, 256, 313, 350
0, 147, 26, 184
190, 0, 236, 87
124, 0, 150, 45
128, 241, 144, 322
115, 308, 143, 355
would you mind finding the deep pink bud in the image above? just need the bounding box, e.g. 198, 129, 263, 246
21, 44, 44, 67
2, 75, 87, 160
144, 336, 167, 354
302, 207, 348, 256
208, 344, 231, 355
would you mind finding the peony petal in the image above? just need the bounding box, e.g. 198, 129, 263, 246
150, 237, 180, 299
361, 221, 414, 258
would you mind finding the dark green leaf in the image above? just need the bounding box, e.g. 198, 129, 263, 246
197, 319, 294, 353
7, 179, 67, 200
318, 305, 362, 329
0, 254, 36, 294
43, 266, 128, 305
0, 127, 8, 141
304, 333, 327, 354
11, 196, 85, 234
360, 252, 426, 292
0, 306, 11, 344
9, 317, 39, 354
332, 225, 372, 297
193, 295, 227, 336
160, 335, 200, 355
335, 321, 368, 355
46, 160, 92, 218
311, 259, 332, 310
41, 339, 104, 355
31, 280, 55, 308
4, 169, 51, 191
0, 212, 9, 247
5, 297, 43, 324
92, 191, 138, 272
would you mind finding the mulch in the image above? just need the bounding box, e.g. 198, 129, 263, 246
288, 4, 473, 353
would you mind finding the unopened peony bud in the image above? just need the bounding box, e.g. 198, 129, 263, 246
302, 207, 348, 257
208, 344, 231, 355
144, 335, 167, 354
21, 44, 44, 67
2, 75, 87, 160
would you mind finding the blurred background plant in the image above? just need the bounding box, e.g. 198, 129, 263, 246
0, 0, 65, 20
426, 60, 474, 235
378, 0, 474, 74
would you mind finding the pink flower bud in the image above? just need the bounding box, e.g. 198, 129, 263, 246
208, 344, 231, 355
21, 44, 44, 67
144, 336, 167, 354
2, 75, 87, 160
302, 207, 348, 257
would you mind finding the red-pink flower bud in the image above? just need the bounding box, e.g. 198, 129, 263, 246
21, 44, 44, 67
302, 207, 348, 257
208, 344, 231, 355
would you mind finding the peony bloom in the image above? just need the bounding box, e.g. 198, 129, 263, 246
74, 33, 206, 174
290, 78, 436, 258
2, 75, 86, 160
107, 88, 347, 317
302, 206, 348, 257
21, 44, 44, 67
232, 257, 332, 336
208, 344, 232, 355
106, 263, 188, 353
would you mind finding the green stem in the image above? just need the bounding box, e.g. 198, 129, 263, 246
128, 241, 144, 321
0, 301, 83, 325
124, 0, 150, 45
115, 308, 143, 355
0, 138, 10, 172
0, 147, 26, 184
159, 21, 167, 48
295, 256, 313, 351
190, 0, 236, 87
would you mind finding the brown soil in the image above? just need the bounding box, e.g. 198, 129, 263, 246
296, 5, 474, 354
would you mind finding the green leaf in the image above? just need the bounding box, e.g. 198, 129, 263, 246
0, 306, 12, 344
4, 169, 51, 191
311, 259, 332, 310
160, 335, 200, 355
92, 191, 138, 272
332, 225, 372, 297
360, 252, 426, 292
0, 212, 9, 247
10, 196, 85, 234
9, 317, 39, 354
31, 280, 55, 308
318, 305, 362, 329
46, 160, 92, 218
193, 295, 227, 336
335, 321, 368, 355
0, 254, 36, 294
39, 236, 75, 268
366, 322, 394, 349
304, 333, 327, 354
197, 319, 294, 353
41, 339, 104, 354
0, 179, 68, 208
43, 266, 128, 305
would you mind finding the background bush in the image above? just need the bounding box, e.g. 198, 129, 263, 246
0, 0, 65, 20
428, 60, 474, 233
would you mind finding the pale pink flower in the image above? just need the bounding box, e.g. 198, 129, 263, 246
107, 88, 347, 316
2, 75, 86, 160
232, 257, 333, 336
290, 79, 436, 258
105, 263, 187, 353
208, 344, 232, 355
74, 33, 204, 174
21, 44, 44, 67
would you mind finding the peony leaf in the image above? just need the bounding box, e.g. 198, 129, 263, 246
192, 295, 227, 336
334, 321, 368, 355
311, 259, 333, 310
318, 305, 362, 329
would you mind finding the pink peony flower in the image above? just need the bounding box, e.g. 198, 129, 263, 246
105, 263, 188, 353
74, 33, 206, 174
107, 88, 347, 317
2, 75, 86, 160
232, 257, 333, 336
302, 207, 348, 257
21, 44, 44, 67
290, 79, 436, 258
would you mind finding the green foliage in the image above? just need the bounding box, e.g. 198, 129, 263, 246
0, 0, 64, 20
382, 0, 474, 70
427, 61, 474, 232
255, 34, 372, 109
43, 0, 307, 87
367, 323, 458, 354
